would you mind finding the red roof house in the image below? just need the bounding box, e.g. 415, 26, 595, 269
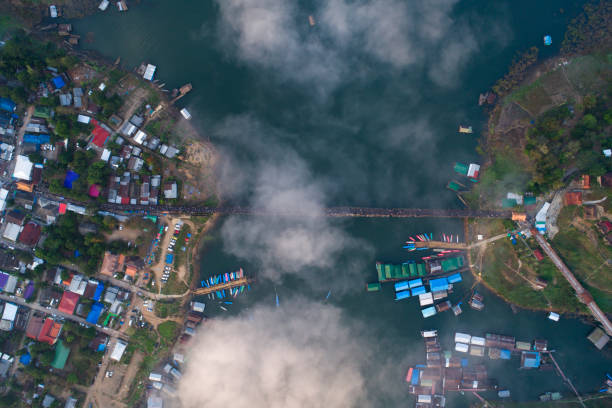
564, 191, 582, 206
59, 203, 67, 214
58, 291, 80, 315
533, 249, 544, 261
37, 318, 62, 345
26, 316, 44, 340
91, 120, 111, 148
18, 222, 42, 246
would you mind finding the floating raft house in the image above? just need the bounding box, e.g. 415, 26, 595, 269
454, 162, 469, 176
376, 261, 426, 282
421, 306, 437, 318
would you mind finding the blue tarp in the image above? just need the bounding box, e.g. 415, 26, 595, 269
0, 97, 16, 112
19, 353, 31, 365
394, 281, 410, 292
500, 349, 512, 360
86, 302, 104, 324
395, 290, 411, 301
522, 352, 541, 368
52, 76, 66, 89
461, 358, 468, 367
447, 273, 462, 284
64, 170, 79, 189
411, 286, 427, 296
429, 277, 449, 292
408, 278, 423, 288
411, 369, 420, 385
23, 282, 35, 299
97, 343, 106, 352
23, 133, 50, 145
92, 282, 104, 301
165, 254, 174, 264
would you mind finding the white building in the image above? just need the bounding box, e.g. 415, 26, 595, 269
535, 202, 551, 234
133, 130, 147, 145
13, 155, 33, 181
143, 64, 157, 81
110, 340, 127, 361
180, 108, 191, 120
2, 223, 21, 242
77, 114, 91, 124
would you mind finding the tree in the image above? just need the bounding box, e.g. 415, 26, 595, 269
581, 114, 597, 130
67, 373, 78, 384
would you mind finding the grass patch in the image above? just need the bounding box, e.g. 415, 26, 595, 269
481, 240, 548, 309
161, 271, 188, 295
158, 321, 180, 345
154, 300, 182, 318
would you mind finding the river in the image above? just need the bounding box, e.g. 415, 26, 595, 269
71, 0, 611, 406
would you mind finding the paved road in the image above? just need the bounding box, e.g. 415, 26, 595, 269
0, 292, 128, 341
94, 274, 187, 300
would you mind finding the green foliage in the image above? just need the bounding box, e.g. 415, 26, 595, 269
90, 90, 122, 120
492, 47, 539, 97
158, 321, 179, 345
39, 212, 129, 273
154, 300, 182, 318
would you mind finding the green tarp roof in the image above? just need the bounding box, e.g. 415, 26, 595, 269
453, 163, 468, 175
51, 340, 70, 370
502, 198, 517, 208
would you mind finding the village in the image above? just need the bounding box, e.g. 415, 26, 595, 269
0, 29, 217, 408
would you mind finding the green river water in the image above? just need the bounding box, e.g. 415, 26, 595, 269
71, 0, 611, 406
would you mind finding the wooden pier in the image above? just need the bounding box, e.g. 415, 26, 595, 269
192, 276, 250, 296
544, 351, 586, 408
413, 240, 467, 250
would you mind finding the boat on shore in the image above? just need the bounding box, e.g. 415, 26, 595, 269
458, 125, 473, 133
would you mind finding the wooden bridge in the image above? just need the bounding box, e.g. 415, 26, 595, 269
192, 276, 250, 296
413, 241, 468, 250
37, 190, 513, 219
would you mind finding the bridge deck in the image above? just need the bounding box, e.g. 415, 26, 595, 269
414, 241, 467, 250
192, 277, 250, 296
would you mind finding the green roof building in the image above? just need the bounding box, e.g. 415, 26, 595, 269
51, 340, 70, 370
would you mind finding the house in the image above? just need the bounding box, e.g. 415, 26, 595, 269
42, 395, 56, 408
133, 130, 147, 145
124, 264, 138, 280
147, 396, 163, 408
533, 249, 544, 261
18, 222, 42, 246
13, 155, 33, 180
14, 190, 35, 209
582, 175, 591, 189
110, 340, 127, 361
100, 252, 125, 277
163, 182, 178, 199
587, 327, 610, 350
520, 351, 541, 368
164, 146, 179, 159
51, 340, 70, 369
65, 397, 78, 408
120, 122, 137, 137
5, 210, 25, 226
127, 157, 144, 172
2, 223, 21, 242
564, 191, 582, 206
25, 315, 44, 339
58, 291, 79, 315
0, 302, 18, 331
143, 64, 156, 81
91, 120, 111, 148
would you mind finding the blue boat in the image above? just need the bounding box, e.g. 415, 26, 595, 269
275, 293, 280, 307
395, 290, 411, 301
325, 290, 331, 300
224, 301, 233, 305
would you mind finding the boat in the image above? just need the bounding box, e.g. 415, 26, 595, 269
468, 292, 485, 311
325, 290, 331, 300
220, 306, 228, 311
308, 15, 315, 26
458, 126, 473, 134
